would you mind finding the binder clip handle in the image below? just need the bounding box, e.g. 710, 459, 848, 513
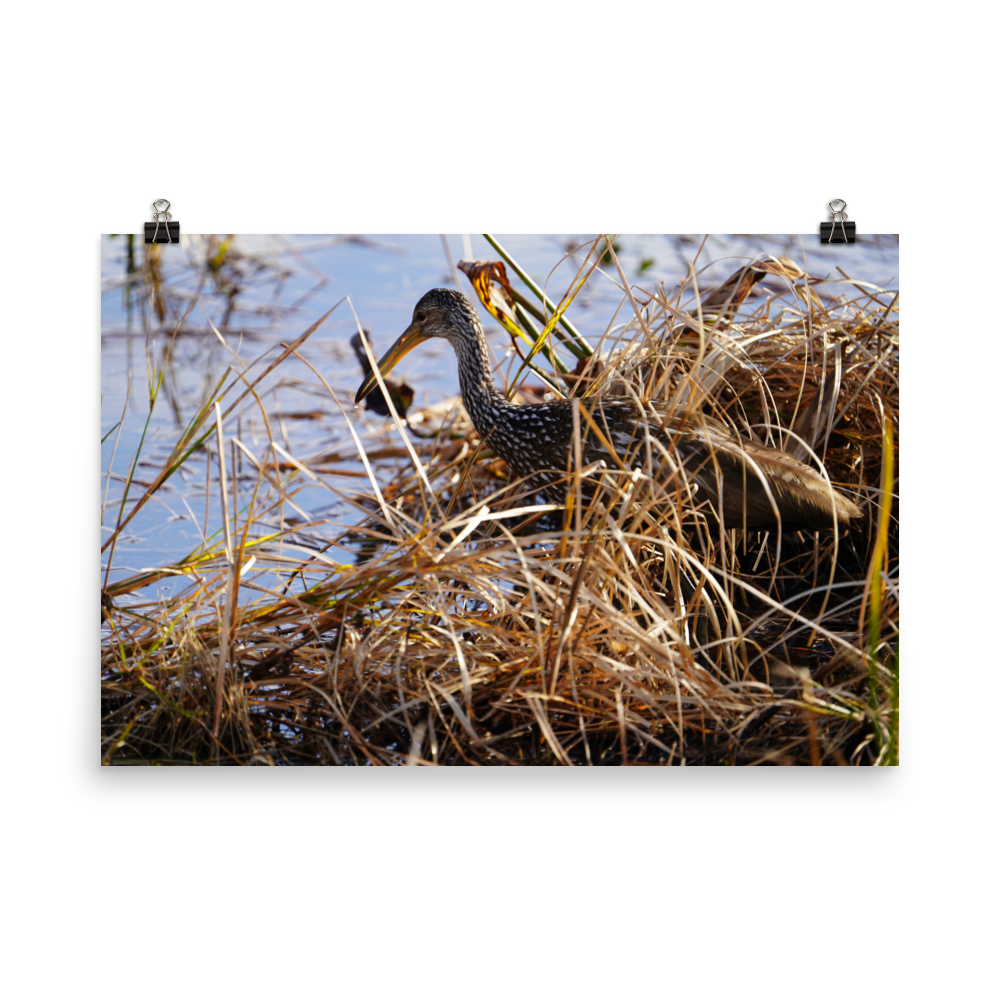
820, 199, 856, 244
145, 199, 180, 244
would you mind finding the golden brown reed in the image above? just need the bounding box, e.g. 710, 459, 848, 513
101, 238, 899, 765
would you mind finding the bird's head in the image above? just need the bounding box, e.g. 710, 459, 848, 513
355, 289, 478, 405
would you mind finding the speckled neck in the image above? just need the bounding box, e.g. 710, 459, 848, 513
449, 315, 512, 438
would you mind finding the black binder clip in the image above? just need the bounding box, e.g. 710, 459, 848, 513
820, 199, 855, 244
144, 199, 180, 244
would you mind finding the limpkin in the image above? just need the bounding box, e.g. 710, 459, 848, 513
355, 289, 862, 531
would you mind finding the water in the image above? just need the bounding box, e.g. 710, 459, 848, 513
100, 233, 899, 598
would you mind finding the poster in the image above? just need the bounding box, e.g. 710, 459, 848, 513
101, 234, 899, 766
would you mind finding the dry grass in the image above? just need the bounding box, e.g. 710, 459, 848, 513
101, 236, 899, 765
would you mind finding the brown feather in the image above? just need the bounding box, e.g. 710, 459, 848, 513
356, 289, 863, 531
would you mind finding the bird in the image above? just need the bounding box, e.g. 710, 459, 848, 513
350, 330, 415, 419
355, 289, 862, 531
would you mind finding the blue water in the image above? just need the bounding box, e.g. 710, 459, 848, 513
101, 233, 899, 598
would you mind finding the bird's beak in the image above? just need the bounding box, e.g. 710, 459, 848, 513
354, 324, 430, 405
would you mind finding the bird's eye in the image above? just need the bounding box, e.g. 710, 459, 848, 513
416, 312, 425, 322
